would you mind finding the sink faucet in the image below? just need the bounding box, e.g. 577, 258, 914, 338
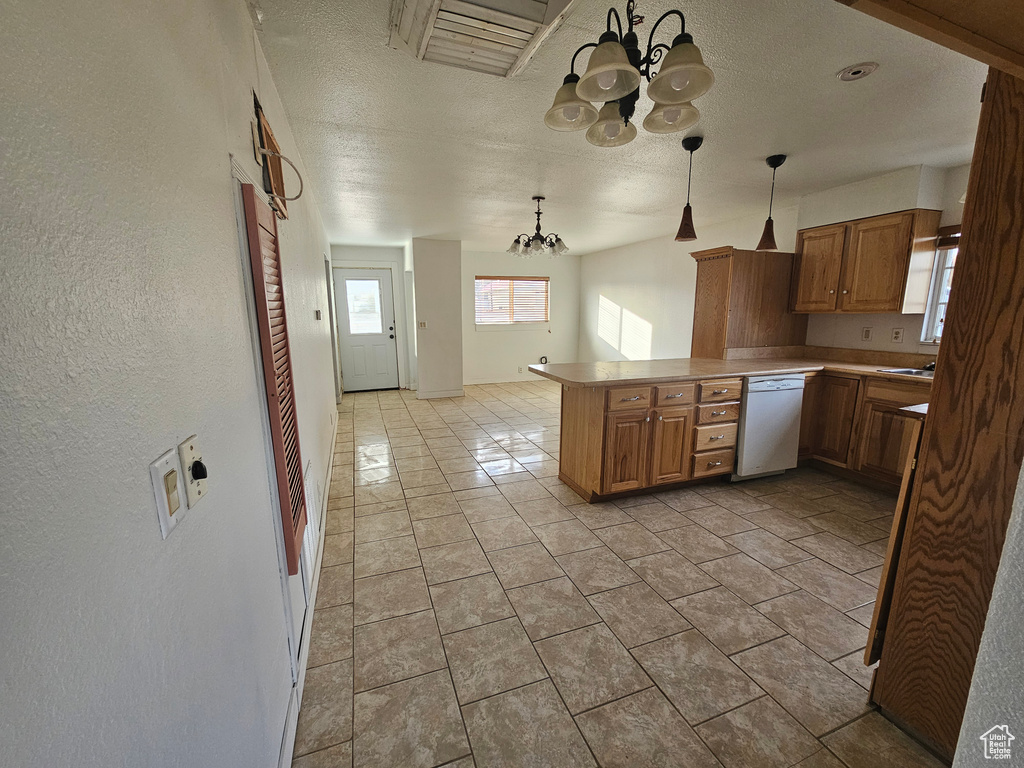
922, 361, 936, 371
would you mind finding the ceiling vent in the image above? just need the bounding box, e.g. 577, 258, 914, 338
389, 0, 576, 78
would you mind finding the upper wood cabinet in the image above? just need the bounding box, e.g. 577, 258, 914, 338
793, 209, 941, 314
691, 247, 808, 358
792, 224, 846, 312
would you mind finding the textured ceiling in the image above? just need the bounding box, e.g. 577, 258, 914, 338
253, 0, 986, 255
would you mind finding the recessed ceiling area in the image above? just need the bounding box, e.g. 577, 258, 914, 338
253, 0, 986, 255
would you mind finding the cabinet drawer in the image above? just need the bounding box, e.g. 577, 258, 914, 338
697, 402, 741, 424
694, 423, 738, 452
607, 386, 653, 412
655, 382, 696, 406
863, 377, 931, 406
699, 379, 743, 402
693, 448, 736, 478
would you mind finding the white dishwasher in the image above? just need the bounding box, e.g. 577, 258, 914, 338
733, 374, 805, 480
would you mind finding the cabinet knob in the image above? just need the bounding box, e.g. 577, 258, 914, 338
645, 416, 651, 422
829, 289, 836, 294
842, 289, 849, 294
658, 415, 663, 421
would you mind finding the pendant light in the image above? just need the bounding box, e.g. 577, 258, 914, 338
586, 102, 637, 147
646, 33, 715, 105
756, 154, 787, 251
675, 135, 703, 242
575, 30, 642, 103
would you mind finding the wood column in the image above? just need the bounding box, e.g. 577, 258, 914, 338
872, 68, 1024, 759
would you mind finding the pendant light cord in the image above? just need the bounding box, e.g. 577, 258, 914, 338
767, 167, 777, 218
686, 151, 693, 206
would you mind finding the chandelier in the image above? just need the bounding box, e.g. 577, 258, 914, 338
507, 196, 568, 258
544, 0, 714, 147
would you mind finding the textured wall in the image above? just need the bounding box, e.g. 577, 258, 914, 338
0, 0, 335, 765
462, 251, 581, 384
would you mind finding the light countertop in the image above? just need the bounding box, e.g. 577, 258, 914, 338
528, 358, 935, 388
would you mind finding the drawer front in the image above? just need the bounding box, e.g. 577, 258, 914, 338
607, 386, 654, 411
693, 448, 736, 478
699, 378, 743, 403
694, 422, 738, 452
697, 402, 741, 424
655, 382, 696, 407
863, 377, 931, 406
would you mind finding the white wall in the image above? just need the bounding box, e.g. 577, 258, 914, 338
331, 244, 415, 389
462, 251, 580, 384
0, 0, 335, 765
413, 239, 464, 398
576, 206, 798, 363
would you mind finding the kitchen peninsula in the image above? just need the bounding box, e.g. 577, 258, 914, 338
529, 357, 932, 502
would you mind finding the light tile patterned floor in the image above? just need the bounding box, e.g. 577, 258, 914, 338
293, 380, 946, 768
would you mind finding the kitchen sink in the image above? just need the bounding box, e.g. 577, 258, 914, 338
878, 368, 935, 378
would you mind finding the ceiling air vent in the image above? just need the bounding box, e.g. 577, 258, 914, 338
389, 0, 576, 77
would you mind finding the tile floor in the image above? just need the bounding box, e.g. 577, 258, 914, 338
292, 380, 946, 768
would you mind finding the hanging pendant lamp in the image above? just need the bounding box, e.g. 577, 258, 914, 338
756, 154, 787, 251
675, 135, 703, 242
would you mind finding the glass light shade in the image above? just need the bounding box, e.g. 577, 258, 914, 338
586, 103, 637, 147
756, 217, 778, 251
647, 41, 714, 105
531, 238, 544, 254
553, 238, 568, 255
642, 101, 699, 134
545, 80, 599, 132
506, 238, 521, 255
675, 204, 697, 241
576, 40, 642, 102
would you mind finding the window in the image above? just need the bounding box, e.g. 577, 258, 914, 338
345, 279, 383, 334
923, 226, 960, 342
474, 276, 549, 325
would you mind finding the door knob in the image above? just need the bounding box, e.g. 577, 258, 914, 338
389, 334, 395, 339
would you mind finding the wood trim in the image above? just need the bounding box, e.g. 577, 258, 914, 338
873, 68, 1024, 759
795, 208, 939, 234
835, 0, 1024, 81
241, 183, 307, 576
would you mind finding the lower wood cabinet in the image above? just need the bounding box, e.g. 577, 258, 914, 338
650, 407, 695, 485
603, 410, 651, 494
809, 374, 861, 465
851, 380, 934, 484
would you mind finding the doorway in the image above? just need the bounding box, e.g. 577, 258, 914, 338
333, 267, 400, 391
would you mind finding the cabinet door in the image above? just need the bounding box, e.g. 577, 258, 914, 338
839, 212, 915, 312
853, 402, 922, 484
810, 375, 860, 465
793, 224, 846, 312
603, 410, 651, 494
649, 407, 694, 486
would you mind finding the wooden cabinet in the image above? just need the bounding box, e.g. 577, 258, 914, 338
690, 247, 808, 358
603, 410, 651, 494
650, 407, 694, 486
793, 209, 941, 314
850, 379, 933, 484
808, 374, 861, 465
792, 224, 846, 312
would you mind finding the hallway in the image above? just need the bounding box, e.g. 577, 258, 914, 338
292, 381, 944, 768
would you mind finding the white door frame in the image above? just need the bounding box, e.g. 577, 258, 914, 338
332, 261, 410, 390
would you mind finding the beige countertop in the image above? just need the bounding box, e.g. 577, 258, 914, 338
900, 403, 930, 416
528, 357, 935, 388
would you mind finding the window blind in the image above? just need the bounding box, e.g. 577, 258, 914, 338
474, 276, 549, 324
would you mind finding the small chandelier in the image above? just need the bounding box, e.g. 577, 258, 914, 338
507, 196, 568, 258
544, 0, 714, 147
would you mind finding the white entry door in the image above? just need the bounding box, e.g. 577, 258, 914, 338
334, 268, 400, 391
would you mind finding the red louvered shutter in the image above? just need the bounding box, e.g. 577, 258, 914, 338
242, 183, 307, 575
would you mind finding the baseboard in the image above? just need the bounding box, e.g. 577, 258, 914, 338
278, 419, 336, 768
416, 387, 464, 399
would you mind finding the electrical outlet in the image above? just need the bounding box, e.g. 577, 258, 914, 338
418, 321, 428, 329
861, 327, 874, 342
518, 366, 523, 373
891, 327, 905, 343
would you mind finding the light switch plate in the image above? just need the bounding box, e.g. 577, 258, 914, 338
178, 435, 208, 509
150, 449, 186, 539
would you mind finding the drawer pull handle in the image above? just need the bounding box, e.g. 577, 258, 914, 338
709, 434, 726, 441
712, 389, 729, 395
711, 410, 727, 416
665, 393, 683, 398
708, 461, 723, 468
621, 395, 642, 402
